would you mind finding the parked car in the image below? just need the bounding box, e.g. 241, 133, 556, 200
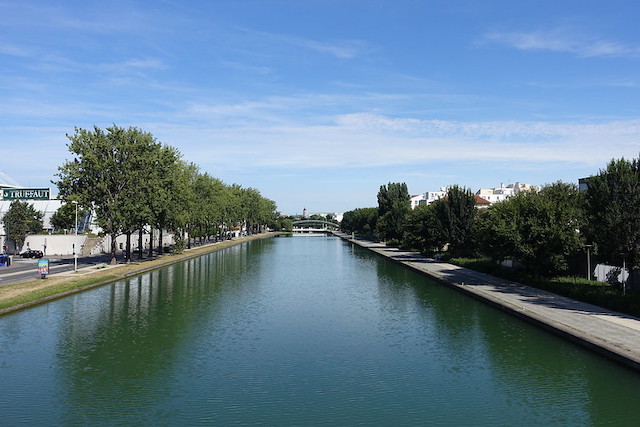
0, 254, 10, 266
21, 249, 43, 258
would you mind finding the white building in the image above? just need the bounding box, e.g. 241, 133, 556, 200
410, 183, 537, 210
410, 187, 448, 209
0, 199, 64, 233
475, 182, 536, 204
410, 194, 425, 209
425, 187, 448, 204
0, 179, 65, 235
0, 172, 67, 253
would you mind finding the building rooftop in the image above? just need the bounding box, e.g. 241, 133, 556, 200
0, 172, 21, 189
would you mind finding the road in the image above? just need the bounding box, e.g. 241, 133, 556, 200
0, 253, 116, 286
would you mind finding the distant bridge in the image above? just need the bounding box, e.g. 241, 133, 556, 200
291, 219, 340, 233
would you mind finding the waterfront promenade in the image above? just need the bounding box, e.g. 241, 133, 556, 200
334, 232, 640, 372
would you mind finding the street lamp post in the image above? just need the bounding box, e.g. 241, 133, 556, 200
72, 201, 78, 272
622, 254, 627, 295
585, 244, 592, 281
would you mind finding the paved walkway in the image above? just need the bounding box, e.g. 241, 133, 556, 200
334, 232, 640, 371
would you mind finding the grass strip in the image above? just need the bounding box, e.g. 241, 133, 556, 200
0, 274, 118, 311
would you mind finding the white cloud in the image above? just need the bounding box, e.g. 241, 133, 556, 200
220, 61, 272, 75
483, 29, 640, 59
141, 109, 640, 176
235, 27, 372, 59
1, 1, 162, 36
290, 38, 369, 59
97, 58, 167, 75
0, 42, 32, 57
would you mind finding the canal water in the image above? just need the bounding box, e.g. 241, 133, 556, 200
1, 235, 640, 425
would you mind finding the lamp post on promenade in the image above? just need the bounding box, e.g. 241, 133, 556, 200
72, 201, 78, 272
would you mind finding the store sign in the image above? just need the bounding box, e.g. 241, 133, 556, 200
2, 188, 50, 200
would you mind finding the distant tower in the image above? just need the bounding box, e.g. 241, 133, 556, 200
302, 208, 309, 219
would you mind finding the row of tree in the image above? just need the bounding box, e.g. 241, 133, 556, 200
12, 124, 281, 264
342, 156, 640, 281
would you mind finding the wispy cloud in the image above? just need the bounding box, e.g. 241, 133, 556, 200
483, 29, 640, 59
236, 27, 371, 59
288, 37, 369, 59
220, 60, 272, 75
0, 41, 32, 57
97, 58, 167, 74
1, 1, 161, 36
24, 54, 167, 82
140, 106, 640, 176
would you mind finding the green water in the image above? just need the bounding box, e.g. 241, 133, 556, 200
1, 235, 639, 425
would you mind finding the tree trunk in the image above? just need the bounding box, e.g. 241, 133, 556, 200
110, 232, 118, 265
138, 228, 144, 260
125, 231, 131, 263
148, 227, 154, 259
158, 227, 163, 255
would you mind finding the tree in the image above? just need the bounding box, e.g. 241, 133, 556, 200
377, 182, 410, 242
441, 185, 477, 257
190, 173, 226, 242
274, 217, 293, 232
50, 202, 88, 232
238, 187, 275, 234
431, 185, 477, 256
2, 200, 43, 252
149, 146, 186, 256
340, 207, 379, 239
173, 162, 201, 249
257, 197, 278, 231
477, 182, 584, 276
403, 203, 447, 254
583, 157, 640, 285
55, 125, 166, 265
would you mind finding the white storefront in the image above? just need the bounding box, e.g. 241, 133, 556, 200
1, 172, 175, 256
0, 172, 65, 253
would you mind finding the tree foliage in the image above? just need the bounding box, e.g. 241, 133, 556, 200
55, 125, 164, 264
583, 157, 640, 272
274, 217, 293, 232
340, 207, 379, 239
376, 182, 410, 241
343, 158, 640, 288
403, 203, 447, 254
477, 182, 584, 276
50, 202, 88, 232
54, 125, 278, 264
2, 200, 43, 251
439, 185, 477, 257
403, 185, 476, 256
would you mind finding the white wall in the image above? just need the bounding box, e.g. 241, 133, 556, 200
594, 263, 628, 285
94, 233, 175, 255
22, 234, 88, 256
17, 232, 176, 256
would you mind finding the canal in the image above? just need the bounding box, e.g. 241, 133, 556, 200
1, 235, 640, 425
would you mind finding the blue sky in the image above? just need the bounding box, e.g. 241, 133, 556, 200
1, 0, 639, 215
